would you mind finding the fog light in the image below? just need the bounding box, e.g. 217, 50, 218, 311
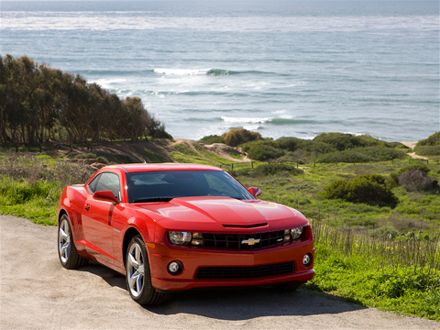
283, 229, 291, 242
302, 254, 312, 266
167, 260, 183, 275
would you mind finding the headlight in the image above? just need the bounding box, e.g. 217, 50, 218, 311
290, 226, 304, 240
168, 231, 192, 245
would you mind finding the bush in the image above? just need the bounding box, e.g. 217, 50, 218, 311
416, 132, 440, 146
199, 135, 224, 144
274, 137, 307, 152
319, 150, 371, 163
222, 128, 262, 147
254, 163, 304, 176
313, 133, 382, 151
324, 175, 398, 208
318, 146, 406, 163
241, 140, 284, 161
414, 132, 440, 156
414, 145, 440, 156
398, 169, 439, 192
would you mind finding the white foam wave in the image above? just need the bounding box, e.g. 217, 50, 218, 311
153, 68, 209, 76
221, 116, 270, 124
1, 13, 438, 32
89, 78, 127, 88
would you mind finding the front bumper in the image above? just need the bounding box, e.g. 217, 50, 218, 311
147, 241, 315, 291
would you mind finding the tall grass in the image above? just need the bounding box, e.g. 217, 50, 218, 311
310, 220, 440, 320
312, 220, 440, 271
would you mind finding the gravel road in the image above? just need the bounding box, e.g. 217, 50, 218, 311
0, 215, 438, 330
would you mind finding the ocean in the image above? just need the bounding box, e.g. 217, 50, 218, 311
1, 0, 439, 141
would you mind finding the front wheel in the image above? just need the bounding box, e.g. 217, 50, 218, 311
58, 214, 87, 269
125, 236, 167, 306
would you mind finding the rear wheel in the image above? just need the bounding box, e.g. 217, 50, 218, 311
125, 235, 167, 306
58, 214, 87, 269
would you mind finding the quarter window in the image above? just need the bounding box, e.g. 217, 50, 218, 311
94, 172, 121, 200
88, 174, 101, 193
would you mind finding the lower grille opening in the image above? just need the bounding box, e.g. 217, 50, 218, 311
195, 262, 294, 279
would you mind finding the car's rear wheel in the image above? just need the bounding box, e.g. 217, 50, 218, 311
58, 214, 87, 269
125, 235, 167, 306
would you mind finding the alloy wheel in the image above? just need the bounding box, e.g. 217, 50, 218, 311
127, 243, 145, 297
58, 219, 71, 264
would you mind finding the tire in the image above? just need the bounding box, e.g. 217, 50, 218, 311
273, 281, 304, 292
58, 214, 87, 269
125, 235, 167, 306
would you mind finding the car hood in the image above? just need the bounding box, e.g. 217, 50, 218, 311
132, 196, 308, 231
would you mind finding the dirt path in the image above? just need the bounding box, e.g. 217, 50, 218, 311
0, 216, 438, 330
401, 141, 429, 160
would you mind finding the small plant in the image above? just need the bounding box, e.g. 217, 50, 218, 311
324, 174, 398, 208
241, 140, 284, 160
253, 163, 304, 176
199, 135, 225, 144
222, 128, 262, 147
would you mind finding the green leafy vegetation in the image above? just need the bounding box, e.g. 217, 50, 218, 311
222, 127, 261, 146
213, 129, 408, 163
0, 54, 171, 146
310, 224, 440, 320
323, 174, 399, 208
415, 132, 440, 156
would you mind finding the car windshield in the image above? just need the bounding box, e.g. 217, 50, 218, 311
126, 170, 254, 203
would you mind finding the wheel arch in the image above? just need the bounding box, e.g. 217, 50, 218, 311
122, 226, 144, 265
58, 208, 69, 223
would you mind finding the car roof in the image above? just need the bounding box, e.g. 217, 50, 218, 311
103, 163, 223, 173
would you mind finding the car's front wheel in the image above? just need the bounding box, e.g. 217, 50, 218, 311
125, 235, 167, 306
58, 214, 87, 269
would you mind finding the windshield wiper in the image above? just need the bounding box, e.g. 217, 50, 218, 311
133, 197, 174, 203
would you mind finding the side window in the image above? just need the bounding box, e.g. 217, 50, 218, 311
95, 172, 121, 200
88, 174, 101, 193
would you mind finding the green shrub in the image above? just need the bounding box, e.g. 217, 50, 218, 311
254, 163, 304, 176
416, 131, 440, 146
199, 135, 225, 144
313, 133, 382, 150
274, 137, 307, 152
415, 145, 440, 156
318, 146, 406, 163
319, 150, 371, 163
222, 128, 262, 147
324, 174, 398, 208
241, 140, 285, 161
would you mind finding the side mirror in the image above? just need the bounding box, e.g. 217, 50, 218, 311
247, 186, 262, 198
93, 190, 119, 203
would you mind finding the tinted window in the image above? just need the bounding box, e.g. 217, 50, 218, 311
126, 170, 253, 203
95, 172, 121, 200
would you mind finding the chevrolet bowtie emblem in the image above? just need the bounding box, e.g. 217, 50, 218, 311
241, 238, 261, 246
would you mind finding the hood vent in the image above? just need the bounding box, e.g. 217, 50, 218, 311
223, 222, 267, 228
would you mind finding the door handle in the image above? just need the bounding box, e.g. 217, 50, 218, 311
85, 203, 91, 211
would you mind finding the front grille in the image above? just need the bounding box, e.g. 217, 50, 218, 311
199, 230, 285, 250
196, 262, 294, 279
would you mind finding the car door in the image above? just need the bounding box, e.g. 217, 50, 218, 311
82, 171, 121, 263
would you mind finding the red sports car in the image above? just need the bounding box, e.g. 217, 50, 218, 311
58, 163, 314, 305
